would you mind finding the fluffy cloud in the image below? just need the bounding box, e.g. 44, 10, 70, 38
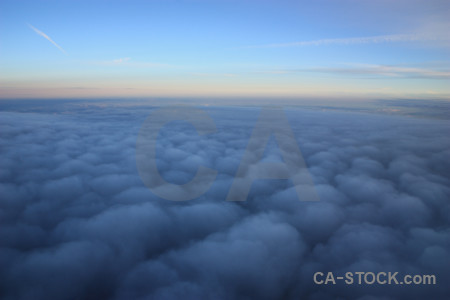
0, 100, 449, 299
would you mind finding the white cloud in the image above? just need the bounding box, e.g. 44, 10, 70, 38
112, 57, 131, 64
191, 72, 238, 77
28, 23, 67, 55
93, 58, 170, 68
244, 33, 447, 48
266, 63, 450, 79
306, 64, 450, 79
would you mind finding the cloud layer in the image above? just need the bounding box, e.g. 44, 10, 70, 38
1, 100, 449, 299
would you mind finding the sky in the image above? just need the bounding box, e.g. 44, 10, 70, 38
0, 0, 449, 99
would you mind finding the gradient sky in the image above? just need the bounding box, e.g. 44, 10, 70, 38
1, 0, 449, 99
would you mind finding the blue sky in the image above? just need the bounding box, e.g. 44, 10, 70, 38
1, 0, 449, 99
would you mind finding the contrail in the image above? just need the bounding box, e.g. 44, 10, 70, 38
27, 23, 67, 55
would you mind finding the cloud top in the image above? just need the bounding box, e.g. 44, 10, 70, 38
0, 101, 449, 299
